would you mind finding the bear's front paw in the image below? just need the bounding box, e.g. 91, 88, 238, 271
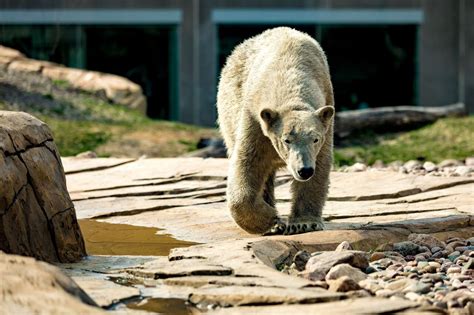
263, 218, 287, 236
283, 220, 325, 235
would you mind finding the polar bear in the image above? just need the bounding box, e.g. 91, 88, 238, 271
217, 27, 335, 235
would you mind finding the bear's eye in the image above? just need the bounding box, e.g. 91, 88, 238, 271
314, 138, 319, 143
284, 139, 291, 144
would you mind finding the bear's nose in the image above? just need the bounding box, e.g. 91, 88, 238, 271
297, 167, 314, 180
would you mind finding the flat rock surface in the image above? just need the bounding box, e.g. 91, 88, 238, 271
210, 297, 418, 314
63, 158, 473, 244
61, 157, 473, 314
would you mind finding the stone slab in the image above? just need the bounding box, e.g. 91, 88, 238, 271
71, 278, 140, 308
125, 256, 233, 279
210, 297, 418, 314
62, 157, 136, 174
66, 158, 229, 193
75, 196, 224, 219
189, 285, 345, 307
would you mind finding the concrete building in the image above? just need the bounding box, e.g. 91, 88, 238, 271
1, 0, 472, 125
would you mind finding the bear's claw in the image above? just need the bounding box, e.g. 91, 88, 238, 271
264, 219, 324, 235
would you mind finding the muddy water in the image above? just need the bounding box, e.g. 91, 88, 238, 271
78, 219, 197, 256
127, 298, 190, 315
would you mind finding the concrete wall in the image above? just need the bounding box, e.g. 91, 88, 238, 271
1, 0, 472, 125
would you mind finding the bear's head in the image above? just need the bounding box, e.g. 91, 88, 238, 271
259, 106, 334, 182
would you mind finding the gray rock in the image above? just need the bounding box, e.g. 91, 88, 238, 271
325, 263, 367, 283
388, 160, 403, 171
347, 162, 367, 172
293, 250, 311, 271
448, 251, 461, 261
393, 241, 421, 256
327, 276, 361, 292
422, 161, 437, 172
454, 166, 471, 176
404, 160, 422, 171
304, 251, 369, 281
438, 159, 463, 168
408, 233, 446, 250
335, 241, 353, 252
385, 278, 431, 294
466, 157, 474, 167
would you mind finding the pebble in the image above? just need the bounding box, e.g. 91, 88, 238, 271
292, 250, 311, 271
447, 266, 461, 274
370, 252, 385, 262
448, 251, 461, 262
325, 263, 367, 283
454, 166, 471, 176
417, 261, 429, 268
466, 157, 474, 167
428, 262, 441, 268
404, 160, 422, 171
393, 241, 421, 256
346, 162, 367, 172
422, 161, 437, 172
340, 159, 473, 177
438, 159, 463, 168
335, 241, 353, 252
462, 258, 473, 270
327, 276, 361, 292
421, 265, 437, 273
433, 301, 447, 309
358, 279, 382, 293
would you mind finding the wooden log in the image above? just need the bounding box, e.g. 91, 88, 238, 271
335, 103, 466, 138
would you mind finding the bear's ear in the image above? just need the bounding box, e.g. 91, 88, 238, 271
260, 108, 279, 127
315, 106, 335, 127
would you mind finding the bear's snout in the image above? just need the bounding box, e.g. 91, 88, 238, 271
297, 167, 314, 180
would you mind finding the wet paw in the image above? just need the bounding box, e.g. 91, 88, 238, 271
283, 220, 324, 235
263, 218, 287, 236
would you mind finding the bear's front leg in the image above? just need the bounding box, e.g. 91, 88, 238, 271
265, 154, 331, 236
227, 150, 280, 234
285, 153, 331, 235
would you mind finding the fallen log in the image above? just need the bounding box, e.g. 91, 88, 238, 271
335, 103, 466, 138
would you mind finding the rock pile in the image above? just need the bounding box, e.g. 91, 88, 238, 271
339, 158, 474, 177
282, 234, 474, 314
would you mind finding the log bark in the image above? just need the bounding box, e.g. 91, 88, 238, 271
335, 103, 466, 138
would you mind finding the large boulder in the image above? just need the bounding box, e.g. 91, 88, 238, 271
0, 251, 104, 314
0, 111, 86, 262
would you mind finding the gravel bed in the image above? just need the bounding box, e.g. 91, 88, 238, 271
282, 234, 474, 314
337, 158, 474, 177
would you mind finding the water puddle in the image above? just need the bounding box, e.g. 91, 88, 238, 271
78, 219, 197, 256
127, 298, 191, 315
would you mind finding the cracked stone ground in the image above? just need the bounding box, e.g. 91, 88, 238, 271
60, 157, 473, 314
